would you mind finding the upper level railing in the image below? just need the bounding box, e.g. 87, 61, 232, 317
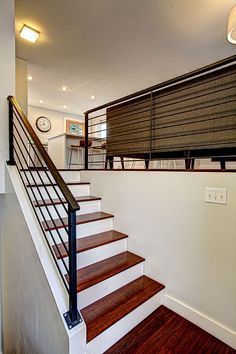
84, 55, 236, 170
7, 96, 81, 329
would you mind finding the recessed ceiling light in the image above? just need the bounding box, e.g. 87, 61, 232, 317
63, 105, 67, 109
90, 95, 95, 99
27, 75, 34, 81
39, 100, 44, 104
61, 86, 69, 91
20, 25, 40, 43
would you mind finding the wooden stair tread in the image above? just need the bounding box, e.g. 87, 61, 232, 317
42, 211, 113, 231
26, 181, 90, 187
34, 195, 101, 207
81, 275, 165, 342
65, 251, 145, 293
105, 305, 234, 353
52, 230, 128, 259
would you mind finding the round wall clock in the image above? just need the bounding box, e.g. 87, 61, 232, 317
36, 116, 51, 133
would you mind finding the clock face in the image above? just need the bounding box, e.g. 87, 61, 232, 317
36, 116, 51, 133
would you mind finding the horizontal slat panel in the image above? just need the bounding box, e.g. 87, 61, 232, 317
106, 65, 236, 157
155, 68, 236, 104
153, 130, 236, 151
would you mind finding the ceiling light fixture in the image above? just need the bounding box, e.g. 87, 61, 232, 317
90, 95, 95, 99
63, 105, 67, 109
20, 25, 40, 43
27, 75, 34, 81
39, 100, 44, 104
61, 86, 69, 91
227, 5, 236, 44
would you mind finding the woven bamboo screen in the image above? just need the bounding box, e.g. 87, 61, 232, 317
106, 65, 236, 158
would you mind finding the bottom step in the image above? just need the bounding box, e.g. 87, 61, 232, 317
83, 276, 165, 353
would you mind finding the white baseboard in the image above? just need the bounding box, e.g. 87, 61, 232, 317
163, 294, 236, 350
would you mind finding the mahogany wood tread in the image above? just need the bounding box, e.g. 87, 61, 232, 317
34, 195, 101, 207
52, 230, 128, 259
42, 211, 113, 231
65, 251, 145, 293
26, 181, 90, 187
105, 305, 234, 353
81, 275, 165, 342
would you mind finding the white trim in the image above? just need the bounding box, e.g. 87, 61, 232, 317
163, 293, 236, 350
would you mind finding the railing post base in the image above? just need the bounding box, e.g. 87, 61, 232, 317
6, 160, 16, 166
63, 310, 83, 330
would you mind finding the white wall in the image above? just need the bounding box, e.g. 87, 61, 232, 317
0, 179, 69, 354
0, 1, 15, 352
81, 170, 236, 347
0, 0, 15, 194
28, 105, 84, 144
16, 57, 28, 115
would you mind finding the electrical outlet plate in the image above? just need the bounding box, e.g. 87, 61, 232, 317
205, 187, 227, 204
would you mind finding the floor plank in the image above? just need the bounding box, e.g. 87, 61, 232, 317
105, 306, 235, 353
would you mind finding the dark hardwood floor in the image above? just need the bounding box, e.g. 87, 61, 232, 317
105, 306, 235, 354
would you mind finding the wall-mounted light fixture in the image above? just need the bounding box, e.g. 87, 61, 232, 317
227, 5, 236, 44
20, 25, 40, 43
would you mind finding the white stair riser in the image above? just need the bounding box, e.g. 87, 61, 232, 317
86, 290, 164, 354
57, 238, 128, 274
21, 170, 81, 184
28, 184, 90, 200
46, 218, 114, 244
36, 200, 101, 221
78, 262, 144, 308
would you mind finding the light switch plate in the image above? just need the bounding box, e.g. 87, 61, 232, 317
205, 187, 227, 204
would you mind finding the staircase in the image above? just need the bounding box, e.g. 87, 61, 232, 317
7, 97, 234, 353
25, 169, 165, 353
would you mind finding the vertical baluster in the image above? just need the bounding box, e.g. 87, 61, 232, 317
147, 91, 154, 170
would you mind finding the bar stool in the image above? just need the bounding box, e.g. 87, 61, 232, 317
68, 140, 92, 169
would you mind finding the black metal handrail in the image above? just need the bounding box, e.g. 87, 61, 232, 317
84, 55, 236, 170
7, 96, 81, 329
8, 96, 79, 210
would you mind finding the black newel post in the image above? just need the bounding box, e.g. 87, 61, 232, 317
7, 99, 15, 165
85, 112, 88, 170
63, 205, 82, 329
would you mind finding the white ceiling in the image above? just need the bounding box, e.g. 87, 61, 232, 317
15, 0, 236, 115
